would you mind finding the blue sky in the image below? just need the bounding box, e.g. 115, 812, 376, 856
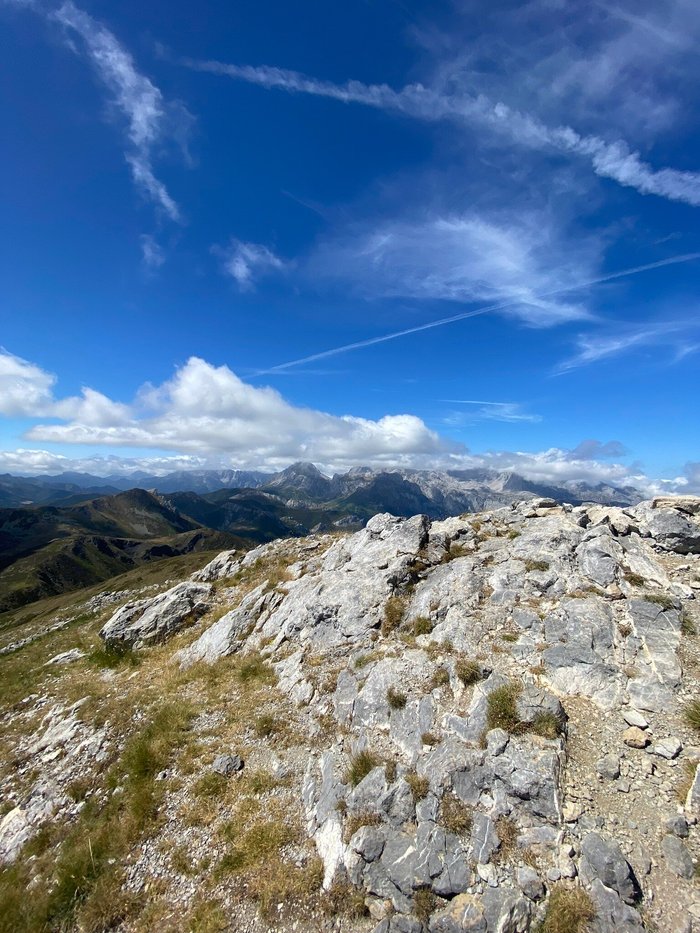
1, 0, 699, 490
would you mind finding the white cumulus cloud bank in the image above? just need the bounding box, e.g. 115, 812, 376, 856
0, 351, 447, 469
0, 349, 693, 493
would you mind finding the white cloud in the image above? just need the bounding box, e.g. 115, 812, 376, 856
0, 349, 689, 493
567, 439, 628, 460
308, 212, 595, 326
184, 53, 700, 207
441, 401, 542, 424
557, 320, 700, 371
6, 354, 447, 470
214, 240, 287, 290
140, 233, 165, 269
51, 2, 184, 220
0, 350, 56, 417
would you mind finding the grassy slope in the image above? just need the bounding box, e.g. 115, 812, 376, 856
0, 491, 247, 615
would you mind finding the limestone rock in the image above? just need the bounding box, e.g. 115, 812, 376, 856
662, 834, 694, 879
212, 754, 243, 776
622, 727, 649, 749
579, 832, 639, 904
100, 582, 213, 649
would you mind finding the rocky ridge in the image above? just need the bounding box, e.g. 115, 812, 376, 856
1, 495, 700, 931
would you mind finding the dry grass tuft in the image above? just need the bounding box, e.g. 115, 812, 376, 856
539, 885, 596, 933
440, 792, 472, 835
344, 750, 381, 787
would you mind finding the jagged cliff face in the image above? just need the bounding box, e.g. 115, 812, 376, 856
1, 496, 700, 932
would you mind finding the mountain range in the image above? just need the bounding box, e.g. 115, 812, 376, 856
0, 463, 642, 614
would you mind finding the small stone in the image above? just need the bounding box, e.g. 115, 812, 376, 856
516, 865, 544, 900
212, 754, 244, 776
623, 727, 649, 749
662, 835, 694, 879
546, 868, 561, 882
596, 754, 621, 780
650, 737, 682, 760
623, 710, 649, 729
665, 815, 690, 838
616, 780, 631, 793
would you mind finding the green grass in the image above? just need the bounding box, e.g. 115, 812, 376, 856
643, 592, 677, 610
455, 658, 482, 686
538, 886, 596, 933
524, 559, 550, 573
344, 750, 381, 787
530, 711, 564, 739
387, 686, 408, 710
87, 642, 141, 669
253, 713, 281, 738
236, 652, 277, 685
413, 616, 434, 636
683, 699, 700, 732
0, 699, 194, 933
486, 682, 522, 732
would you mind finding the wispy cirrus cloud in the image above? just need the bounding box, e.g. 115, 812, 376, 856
557, 319, 700, 371
308, 211, 596, 326
214, 239, 288, 291
140, 234, 165, 269
49, 2, 186, 222
441, 400, 542, 425
183, 54, 700, 207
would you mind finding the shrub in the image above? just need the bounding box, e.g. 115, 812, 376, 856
413, 887, 438, 921
344, 810, 381, 841
382, 596, 406, 635
430, 667, 450, 688
681, 611, 697, 636
684, 699, 700, 732
413, 616, 434, 636
539, 885, 596, 933
440, 793, 472, 835
531, 711, 563, 739
387, 686, 408, 710
524, 559, 550, 572
501, 633, 518, 643
236, 652, 276, 685
254, 713, 280, 738
455, 659, 482, 686
345, 750, 380, 787
623, 572, 645, 587
421, 731, 439, 746
486, 682, 522, 732
405, 771, 430, 802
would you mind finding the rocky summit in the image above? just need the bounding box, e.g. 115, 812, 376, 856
1, 495, 700, 932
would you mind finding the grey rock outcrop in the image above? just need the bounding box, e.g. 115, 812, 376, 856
100, 581, 213, 649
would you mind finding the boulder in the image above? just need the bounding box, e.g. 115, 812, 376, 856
662, 835, 694, 879
579, 833, 639, 904
100, 582, 213, 649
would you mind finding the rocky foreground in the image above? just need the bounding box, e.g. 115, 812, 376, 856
2, 495, 700, 932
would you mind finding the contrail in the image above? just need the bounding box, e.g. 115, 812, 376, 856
257, 251, 700, 374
